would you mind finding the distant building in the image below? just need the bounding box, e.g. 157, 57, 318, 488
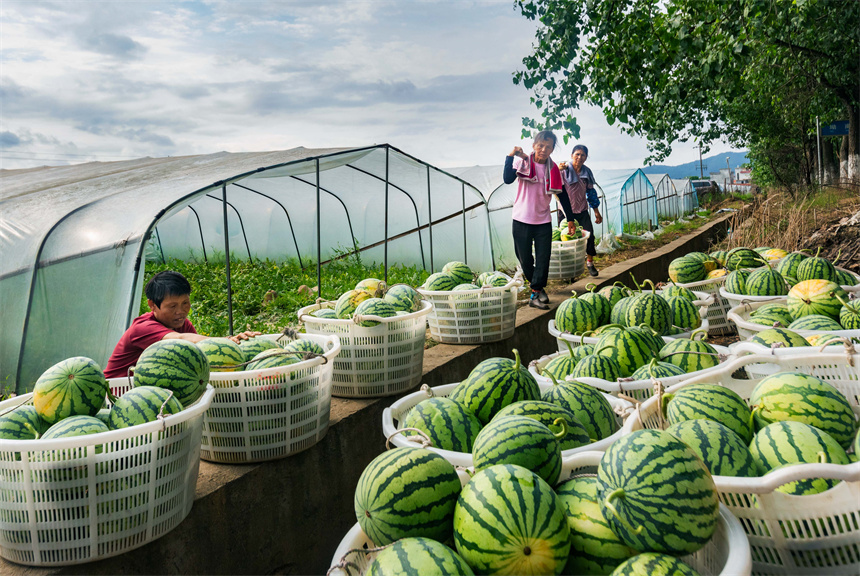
735, 168, 751, 183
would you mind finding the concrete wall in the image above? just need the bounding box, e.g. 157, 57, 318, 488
4, 214, 731, 576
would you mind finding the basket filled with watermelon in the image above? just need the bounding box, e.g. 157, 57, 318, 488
620, 348, 860, 575
0, 355, 215, 567
189, 332, 342, 463
381, 349, 632, 469
530, 328, 731, 402
297, 279, 431, 398
416, 261, 523, 345
329, 430, 752, 576
546, 220, 590, 280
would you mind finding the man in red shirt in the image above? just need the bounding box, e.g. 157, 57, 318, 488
104, 270, 257, 378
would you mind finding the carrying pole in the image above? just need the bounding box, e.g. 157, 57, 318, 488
816, 116, 823, 184
222, 184, 234, 335
316, 159, 322, 298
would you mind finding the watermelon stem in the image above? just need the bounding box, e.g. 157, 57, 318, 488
832, 291, 859, 317
541, 367, 562, 387
512, 349, 522, 371
585, 282, 598, 292
603, 489, 644, 535
564, 339, 577, 359
628, 273, 642, 292
818, 451, 829, 463
660, 393, 674, 419
641, 279, 657, 295
551, 417, 568, 440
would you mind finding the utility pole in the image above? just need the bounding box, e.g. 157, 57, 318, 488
699, 144, 704, 178
816, 116, 822, 184
725, 156, 730, 193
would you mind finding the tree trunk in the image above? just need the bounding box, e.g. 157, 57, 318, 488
822, 137, 837, 184
846, 102, 859, 183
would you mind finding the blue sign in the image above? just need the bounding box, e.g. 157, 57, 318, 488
822, 120, 849, 136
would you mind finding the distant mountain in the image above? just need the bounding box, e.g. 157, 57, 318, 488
642, 151, 749, 179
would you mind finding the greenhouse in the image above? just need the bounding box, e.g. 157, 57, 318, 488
646, 173, 681, 220
674, 178, 701, 214
0, 145, 494, 394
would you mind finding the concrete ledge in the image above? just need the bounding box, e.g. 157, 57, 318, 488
4, 214, 731, 576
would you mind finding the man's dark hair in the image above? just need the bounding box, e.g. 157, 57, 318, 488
572, 144, 589, 157
533, 130, 558, 149
145, 271, 191, 307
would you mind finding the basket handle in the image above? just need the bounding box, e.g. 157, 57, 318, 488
716, 461, 860, 492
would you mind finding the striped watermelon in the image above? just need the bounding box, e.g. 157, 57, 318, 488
806, 333, 845, 347
556, 476, 637, 575
630, 359, 685, 381
109, 386, 184, 429
555, 293, 598, 335
796, 253, 838, 282
33, 357, 108, 425
595, 328, 655, 378
238, 336, 281, 362
709, 250, 727, 267
775, 251, 807, 279
246, 348, 298, 371
755, 246, 772, 253
747, 312, 788, 328
133, 339, 209, 407
745, 267, 789, 296
354, 447, 461, 545
552, 227, 562, 241
597, 429, 719, 555
353, 297, 398, 327
402, 397, 482, 452
579, 290, 612, 326
95, 408, 111, 427
542, 341, 588, 381
684, 252, 710, 263
542, 378, 618, 440
668, 257, 705, 284
725, 247, 766, 271
837, 269, 859, 287
366, 538, 474, 576
665, 295, 701, 330
450, 350, 541, 425
355, 278, 388, 298
750, 303, 793, 327
483, 272, 510, 287
626, 326, 664, 356
569, 350, 621, 382
838, 295, 860, 329
423, 272, 458, 292
472, 414, 563, 484
788, 314, 843, 331
787, 279, 847, 320
383, 284, 422, 313
663, 383, 753, 443
750, 371, 857, 447
610, 294, 638, 326
495, 400, 591, 450
750, 421, 849, 495
41, 415, 109, 440
311, 308, 337, 319
610, 553, 701, 576
661, 284, 696, 301
282, 338, 325, 357
0, 404, 49, 440
761, 248, 789, 261
723, 269, 750, 295
706, 269, 727, 279
666, 419, 758, 477
453, 464, 570, 575
197, 338, 244, 372
599, 285, 630, 308
750, 327, 811, 348
442, 261, 474, 285
657, 333, 719, 373
335, 288, 374, 318
624, 289, 672, 336
453, 283, 479, 291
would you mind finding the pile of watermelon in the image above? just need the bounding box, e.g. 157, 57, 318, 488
202, 335, 327, 373
420, 260, 511, 292
552, 218, 587, 242
306, 277, 422, 323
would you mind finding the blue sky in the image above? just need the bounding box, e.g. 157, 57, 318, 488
1, 0, 741, 171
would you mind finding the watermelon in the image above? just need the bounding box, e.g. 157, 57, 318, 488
402, 397, 482, 452
353, 297, 398, 327
556, 476, 637, 575
625, 289, 672, 336
668, 257, 705, 284
837, 269, 859, 287
383, 284, 422, 313
660, 284, 696, 301
355, 447, 461, 545
787, 279, 847, 321
761, 248, 789, 261
450, 350, 541, 425
684, 252, 710, 263
597, 429, 719, 555
747, 312, 789, 328
423, 272, 457, 292
745, 266, 789, 296
706, 269, 727, 279
555, 293, 599, 335
495, 400, 591, 451
366, 537, 474, 576
599, 284, 630, 308
95, 408, 111, 427
355, 277, 388, 298
723, 269, 750, 295
838, 295, 860, 329
282, 338, 325, 357
750, 371, 857, 447
542, 378, 618, 440
311, 307, 337, 319
552, 227, 562, 242
609, 553, 701, 576
657, 333, 719, 373
246, 348, 299, 371
132, 339, 209, 407
796, 253, 838, 282
750, 421, 849, 495
666, 419, 758, 477
806, 333, 845, 347
630, 358, 685, 381
0, 404, 49, 440
775, 251, 808, 280
725, 247, 766, 271
709, 250, 727, 267
482, 272, 510, 288
472, 414, 564, 484
665, 295, 701, 330
750, 327, 811, 348
197, 338, 244, 372
610, 294, 638, 326
542, 341, 587, 381
41, 415, 109, 440
662, 383, 753, 443
595, 328, 655, 378
579, 290, 612, 326
238, 336, 281, 362
569, 350, 621, 382
788, 314, 843, 331
335, 288, 374, 318
33, 356, 108, 425
453, 464, 570, 575
626, 325, 664, 356
109, 386, 184, 429
452, 283, 479, 291
750, 305, 793, 327
442, 261, 474, 285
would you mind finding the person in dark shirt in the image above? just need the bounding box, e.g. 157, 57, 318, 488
560, 144, 603, 277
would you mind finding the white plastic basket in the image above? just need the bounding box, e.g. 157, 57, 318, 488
528, 342, 732, 402
381, 382, 632, 468
726, 299, 860, 342
196, 333, 341, 464
621, 351, 860, 575
674, 275, 735, 335
297, 300, 430, 398
547, 230, 590, 280
0, 384, 215, 566
417, 274, 522, 345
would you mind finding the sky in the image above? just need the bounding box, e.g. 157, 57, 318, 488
1, 0, 743, 172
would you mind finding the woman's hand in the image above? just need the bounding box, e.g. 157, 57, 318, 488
593, 209, 603, 225
558, 161, 568, 170
509, 146, 527, 159
229, 330, 261, 344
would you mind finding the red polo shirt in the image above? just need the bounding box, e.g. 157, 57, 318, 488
104, 312, 197, 378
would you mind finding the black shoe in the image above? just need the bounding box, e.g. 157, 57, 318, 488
586, 262, 599, 277
538, 289, 549, 304
529, 292, 549, 310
